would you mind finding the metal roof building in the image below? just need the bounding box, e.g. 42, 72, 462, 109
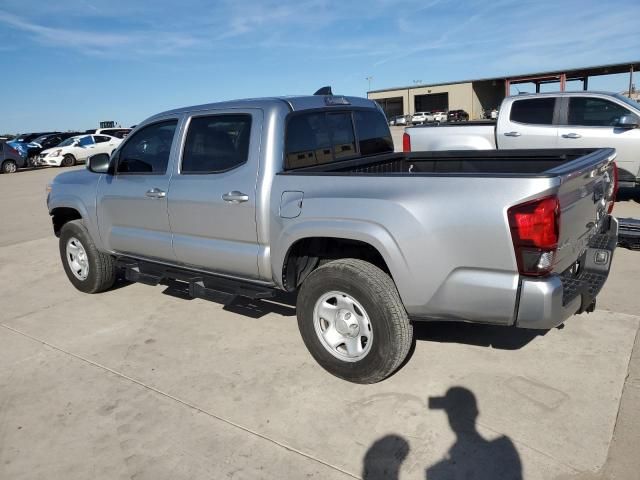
367, 61, 639, 120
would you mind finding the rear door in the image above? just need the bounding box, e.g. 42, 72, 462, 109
167, 110, 262, 279
96, 118, 180, 261
75, 135, 96, 162
557, 96, 640, 183
93, 135, 119, 155
499, 97, 559, 149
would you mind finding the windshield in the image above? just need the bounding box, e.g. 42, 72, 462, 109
614, 93, 640, 111
58, 137, 78, 147
31, 135, 49, 144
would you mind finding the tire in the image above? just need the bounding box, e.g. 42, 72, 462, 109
59, 220, 116, 293
61, 154, 76, 167
1, 160, 17, 174
296, 259, 412, 384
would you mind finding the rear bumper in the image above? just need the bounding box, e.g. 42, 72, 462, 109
515, 216, 618, 329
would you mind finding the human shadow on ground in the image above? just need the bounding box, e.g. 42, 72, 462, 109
362, 387, 522, 480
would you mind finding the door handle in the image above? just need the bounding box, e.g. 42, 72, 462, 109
562, 133, 582, 139
222, 191, 249, 203
145, 188, 166, 198
504, 131, 521, 137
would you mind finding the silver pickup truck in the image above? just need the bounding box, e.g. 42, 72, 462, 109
404, 91, 640, 187
47, 93, 618, 383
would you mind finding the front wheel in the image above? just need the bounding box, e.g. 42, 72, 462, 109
61, 154, 76, 167
296, 259, 413, 383
59, 220, 116, 293
1, 160, 17, 173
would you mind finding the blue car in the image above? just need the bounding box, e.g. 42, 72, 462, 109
8, 132, 58, 161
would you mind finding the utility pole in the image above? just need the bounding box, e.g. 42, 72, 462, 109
365, 76, 373, 94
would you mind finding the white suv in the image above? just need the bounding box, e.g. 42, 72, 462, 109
39, 134, 122, 167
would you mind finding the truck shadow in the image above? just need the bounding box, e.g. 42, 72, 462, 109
617, 187, 639, 203
412, 321, 546, 350
159, 278, 546, 348
159, 279, 297, 319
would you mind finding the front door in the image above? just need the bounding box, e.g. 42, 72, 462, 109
97, 118, 180, 261
557, 96, 640, 183
167, 110, 261, 279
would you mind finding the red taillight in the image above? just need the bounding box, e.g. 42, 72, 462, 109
608, 162, 618, 214
402, 132, 411, 152
508, 196, 560, 276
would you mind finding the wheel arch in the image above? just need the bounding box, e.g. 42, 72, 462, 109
50, 206, 83, 237
275, 221, 410, 295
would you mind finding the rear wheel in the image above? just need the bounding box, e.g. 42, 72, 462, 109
1, 160, 17, 174
296, 259, 412, 383
61, 154, 76, 167
59, 220, 116, 293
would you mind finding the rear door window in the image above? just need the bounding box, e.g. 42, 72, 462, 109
567, 97, 632, 127
94, 135, 111, 143
510, 98, 555, 125
78, 136, 94, 147
182, 114, 252, 173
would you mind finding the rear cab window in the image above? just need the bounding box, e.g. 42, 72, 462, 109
285, 108, 392, 170
509, 98, 555, 125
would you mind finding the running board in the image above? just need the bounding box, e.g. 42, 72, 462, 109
116, 258, 276, 301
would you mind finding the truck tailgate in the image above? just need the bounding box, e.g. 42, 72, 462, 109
550, 148, 617, 274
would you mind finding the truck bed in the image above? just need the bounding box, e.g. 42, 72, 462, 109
280, 148, 613, 177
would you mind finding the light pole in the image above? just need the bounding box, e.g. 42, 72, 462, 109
365, 76, 373, 94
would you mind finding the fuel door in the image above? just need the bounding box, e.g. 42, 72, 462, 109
279, 191, 304, 218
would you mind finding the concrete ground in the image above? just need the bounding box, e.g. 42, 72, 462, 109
1, 164, 639, 480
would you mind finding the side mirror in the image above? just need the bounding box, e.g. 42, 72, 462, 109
616, 114, 640, 129
87, 153, 111, 174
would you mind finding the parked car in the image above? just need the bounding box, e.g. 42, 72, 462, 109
8, 132, 58, 159
1, 141, 25, 173
26, 132, 83, 160
39, 134, 122, 167
426, 111, 448, 123
411, 112, 431, 125
389, 115, 408, 126
47, 92, 617, 383
447, 110, 469, 122
404, 91, 640, 187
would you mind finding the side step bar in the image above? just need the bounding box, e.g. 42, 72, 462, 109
116, 258, 276, 302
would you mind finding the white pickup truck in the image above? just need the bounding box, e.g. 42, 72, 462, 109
404, 91, 640, 187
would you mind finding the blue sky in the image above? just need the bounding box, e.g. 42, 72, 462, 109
0, 0, 638, 133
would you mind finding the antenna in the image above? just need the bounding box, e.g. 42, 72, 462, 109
314, 86, 333, 96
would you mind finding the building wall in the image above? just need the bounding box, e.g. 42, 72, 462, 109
368, 82, 475, 117
368, 90, 410, 116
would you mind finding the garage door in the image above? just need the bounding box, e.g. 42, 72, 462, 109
414, 93, 449, 112
374, 97, 403, 118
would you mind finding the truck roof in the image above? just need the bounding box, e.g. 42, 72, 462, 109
505, 91, 619, 100
154, 95, 378, 119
